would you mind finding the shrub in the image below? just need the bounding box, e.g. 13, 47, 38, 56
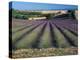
44, 14, 55, 19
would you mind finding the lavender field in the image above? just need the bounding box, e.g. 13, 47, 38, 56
11, 18, 78, 58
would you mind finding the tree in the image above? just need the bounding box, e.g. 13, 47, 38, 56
67, 10, 75, 19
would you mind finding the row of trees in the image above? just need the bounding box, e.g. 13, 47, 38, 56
12, 9, 43, 20
11, 9, 77, 20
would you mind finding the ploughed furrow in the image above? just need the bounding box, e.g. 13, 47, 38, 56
52, 21, 78, 36
12, 19, 35, 28
49, 23, 58, 47
12, 20, 39, 28
14, 22, 47, 49
12, 24, 33, 34
52, 20, 78, 34
31, 23, 47, 48
12, 21, 32, 28
38, 22, 53, 48
60, 24, 78, 36
64, 27, 78, 36
12, 22, 43, 48
54, 24, 78, 47
12, 21, 40, 34
51, 22, 71, 48
63, 24, 77, 35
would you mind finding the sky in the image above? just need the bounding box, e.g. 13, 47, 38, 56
9, 1, 78, 10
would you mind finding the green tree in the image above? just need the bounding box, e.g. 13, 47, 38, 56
67, 10, 75, 19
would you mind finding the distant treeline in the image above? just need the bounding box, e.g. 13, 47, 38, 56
10, 9, 77, 20
11, 9, 43, 19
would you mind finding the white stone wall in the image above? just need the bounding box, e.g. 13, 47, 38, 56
28, 17, 46, 20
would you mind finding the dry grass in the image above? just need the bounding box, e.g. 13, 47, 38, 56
10, 48, 78, 59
